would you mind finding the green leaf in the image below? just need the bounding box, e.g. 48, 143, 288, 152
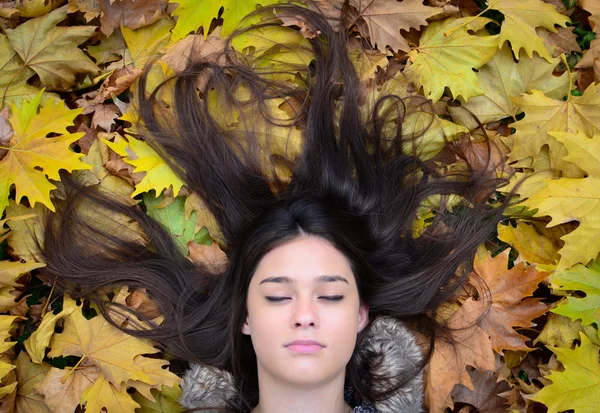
143, 192, 211, 255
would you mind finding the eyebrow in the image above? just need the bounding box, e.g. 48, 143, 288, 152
259, 275, 349, 285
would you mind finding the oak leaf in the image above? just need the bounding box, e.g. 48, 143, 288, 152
351, 0, 441, 53
4, 5, 99, 90
0, 90, 92, 214
423, 301, 495, 413
404, 16, 499, 103
464, 247, 550, 354
47, 295, 180, 392
450, 368, 512, 413
528, 332, 600, 413
501, 82, 600, 176
549, 259, 600, 328
99, 0, 168, 36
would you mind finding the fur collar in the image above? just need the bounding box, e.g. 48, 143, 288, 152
179, 316, 425, 413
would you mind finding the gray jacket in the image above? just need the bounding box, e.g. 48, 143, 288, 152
179, 316, 425, 413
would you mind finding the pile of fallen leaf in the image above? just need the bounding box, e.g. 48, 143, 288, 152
0, 0, 599, 412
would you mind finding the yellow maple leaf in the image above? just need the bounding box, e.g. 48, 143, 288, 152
452, 43, 570, 124
4, 5, 99, 90
14, 351, 52, 413
528, 332, 600, 413
47, 295, 180, 393
80, 372, 141, 413
405, 16, 500, 103
501, 82, 600, 177
24, 306, 74, 363
0, 260, 45, 312
0, 89, 92, 214
102, 133, 185, 198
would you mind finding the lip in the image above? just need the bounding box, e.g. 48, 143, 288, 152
285, 339, 325, 347
284, 340, 325, 354
286, 344, 324, 354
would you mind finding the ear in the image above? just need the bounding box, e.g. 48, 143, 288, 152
358, 303, 369, 333
242, 316, 251, 336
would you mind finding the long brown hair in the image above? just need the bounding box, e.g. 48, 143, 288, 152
36, 2, 527, 412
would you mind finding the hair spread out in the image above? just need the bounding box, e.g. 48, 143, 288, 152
35, 2, 528, 412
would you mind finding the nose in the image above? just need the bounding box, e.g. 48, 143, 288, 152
292, 295, 318, 328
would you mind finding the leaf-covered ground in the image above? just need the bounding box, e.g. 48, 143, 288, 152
0, 0, 599, 412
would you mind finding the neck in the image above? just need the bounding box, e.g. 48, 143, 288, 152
250, 364, 352, 413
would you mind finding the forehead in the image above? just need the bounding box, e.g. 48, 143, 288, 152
253, 236, 353, 283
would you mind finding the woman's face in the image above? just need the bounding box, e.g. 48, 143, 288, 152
242, 235, 369, 387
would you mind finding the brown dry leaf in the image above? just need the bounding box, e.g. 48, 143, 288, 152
184, 192, 224, 245
422, 301, 495, 413
94, 66, 143, 104
32, 365, 100, 413
450, 368, 512, 413
464, 246, 551, 354
91, 103, 120, 131
542, 26, 582, 57
575, 15, 600, 82
68, 0, 101, 22
162, 30, 226, 73
351, 0, 442, 52
187, 241, 228, 274
98, 0, 168, 36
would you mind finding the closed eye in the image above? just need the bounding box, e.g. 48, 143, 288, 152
265, 296, 344, 302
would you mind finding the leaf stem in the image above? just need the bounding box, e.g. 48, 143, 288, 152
60, 354, 86, 384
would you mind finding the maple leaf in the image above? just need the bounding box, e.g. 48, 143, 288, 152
184, 191, 223, 243
120, 18, 174, 69
102, 134, 185, 198
132, 384, 184, 413
528, 332, 600, 413
463, 246, 551, 354
0, 261, 45, 312
169, 0, 285, 43
452, 43, 570, 124
80, 372, 141, 413
14, 351, 52, 413
24, 307, 74, 363
351, 0, 441, 53
0, 33, 42, 109
549, 259, 600, 328
501, 82, 600, 176
580, 0, 600, 17
98, 0, 167, 36
0, 90, 92, 215
47, 294, 180, 392
423, 301, 495, 413
405, 16, 500, 103
32, 365, 100, 413
4, 5, 100, 90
